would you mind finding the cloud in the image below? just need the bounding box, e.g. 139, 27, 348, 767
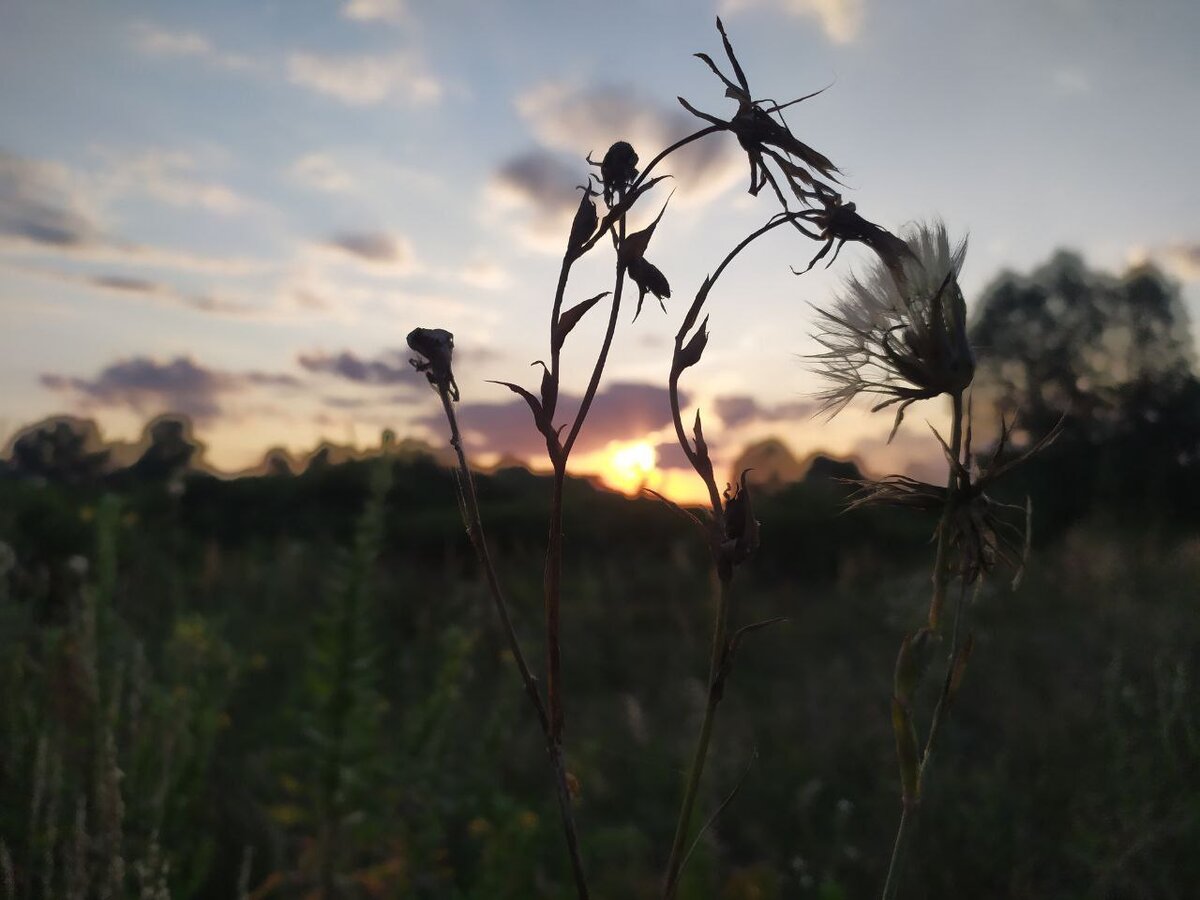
719, 0, 865, 44
713, 393, 819, 428
0, 151, 106, 249
418, 381, 684, 458
654, 441, 694, 470
341, 0, 407, 25
290, 153, 357, 193
41, 356, 300, 422
515, 83, 745, 207
486, 150, 585, 252
298, 349, 414, 386
0, 149, 274, 284
1157, 243, 1200, 282
98, 149, 254, 216
459, 258, 511, 290
129, 21, 254, 71
325, 231, 408, 264
287, 52, 440, 106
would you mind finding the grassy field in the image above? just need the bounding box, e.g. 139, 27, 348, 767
1, 453, 1197, 898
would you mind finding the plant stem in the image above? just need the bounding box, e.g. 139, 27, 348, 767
928, 391, 964, 630
881, 389, 967, 899
437, 388, 589, 899
880, 805, 913, 900
663, 576, 733, 899
633, 124, 724, 191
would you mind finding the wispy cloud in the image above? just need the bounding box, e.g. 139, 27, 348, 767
287, 52, 441, 106
417, 381, 684, 457
341, 0, 408, 25
713, 394, 820, 428
42, 356, 300, 423
129, 21, 256, 71
1154, 242, 1200, 281
298, 349, 414, 386
515, 82, 744, 207
289, 153, 357, 193
720, 0, 865, 44
0, 152, 106, 250
97, 149, 255, 216
486, 150, 582, 252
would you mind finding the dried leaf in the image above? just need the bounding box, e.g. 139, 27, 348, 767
618, 190, 674, 267
947, 634, 975, 703
892, 697, 921, 804
554, 291, 609, 350
488, 380, 548, 434
673, 316, 709, 375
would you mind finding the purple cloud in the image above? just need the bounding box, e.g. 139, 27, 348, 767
41, 356, 299, 422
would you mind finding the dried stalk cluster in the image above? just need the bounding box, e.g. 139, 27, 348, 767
407, 17, 1058, 900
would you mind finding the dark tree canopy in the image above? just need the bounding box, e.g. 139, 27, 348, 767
971, 251, 1196, 441
971, 251, 1200, 526
8, 417, 110, 484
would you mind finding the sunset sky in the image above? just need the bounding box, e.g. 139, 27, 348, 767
2, 0, 1197, 500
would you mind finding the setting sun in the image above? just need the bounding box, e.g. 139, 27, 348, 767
603, 440, 658, 495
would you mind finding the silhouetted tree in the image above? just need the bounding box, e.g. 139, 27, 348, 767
971, 252, 1200, 525
8, 417, 110, 484
130, 415, 200, 482
971, 252, 1196, 440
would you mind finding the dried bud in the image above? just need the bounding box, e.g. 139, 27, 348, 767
567, 183, 598, 258
627, 256, 671, 320
719, 469, 760, 578
407, 326, 459, 401
596, 141, 638, 206
673, 316, 710, 375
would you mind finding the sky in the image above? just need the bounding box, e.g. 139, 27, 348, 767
1, 0, 1198, 502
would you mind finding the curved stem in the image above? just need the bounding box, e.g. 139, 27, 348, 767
663, 576, 733, 899
633, 124, 724, 191
437, 389, 589, 899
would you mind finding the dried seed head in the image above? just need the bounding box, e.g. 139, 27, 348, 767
596, 141, 639, 206
567, 183, 599, 258
811, 220, 974, 439
719, 469, 760, 578
627, 256, 671, 320
407, 326, 459, 401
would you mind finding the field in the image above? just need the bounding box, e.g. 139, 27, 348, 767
2, 449, 1197, 898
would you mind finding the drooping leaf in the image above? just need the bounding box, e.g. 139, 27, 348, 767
488, 380, 548, 434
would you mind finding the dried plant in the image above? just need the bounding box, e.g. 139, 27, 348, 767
414, 16, 1059, 900
811, 222, 1061, 898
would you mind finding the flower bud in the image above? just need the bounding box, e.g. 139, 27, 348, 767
407, 327, 458, 401
598, 141, 638, 206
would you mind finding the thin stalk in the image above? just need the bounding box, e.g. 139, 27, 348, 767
633, 124, 724, 192
880, 806, 913, 900
928, 391, 964, 630
436, 388, 589, 899
663, 576, 733, 899
881, 389, 967, 899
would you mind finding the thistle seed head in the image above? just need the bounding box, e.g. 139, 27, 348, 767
810, 220, 974, 438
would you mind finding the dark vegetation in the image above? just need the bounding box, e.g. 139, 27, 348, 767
1, 250, 1198, 898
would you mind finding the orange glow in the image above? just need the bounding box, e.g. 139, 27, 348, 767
583, 439, 712, 507
602, 439, 658, 495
